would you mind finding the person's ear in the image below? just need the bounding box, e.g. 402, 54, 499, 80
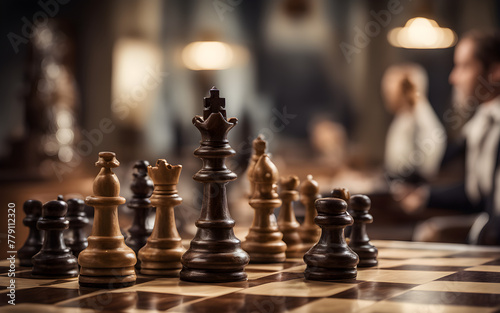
488, 62, 500, 85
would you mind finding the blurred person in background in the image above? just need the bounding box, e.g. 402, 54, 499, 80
402, 30, 500, 245
382, 63, 446, 186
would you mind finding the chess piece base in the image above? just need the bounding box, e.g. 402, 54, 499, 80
31, 270, 78, 279
304, 266, 357, 281
19, 258, 36, 267
242, 241, 286, 263
138, 239, 185, 276
352, 245, 378, 267
78, 274, 136, 288
140, 268, 180, 277
31, 250, 78, 278
286, 245, 308, 258
180, 268, 247, 283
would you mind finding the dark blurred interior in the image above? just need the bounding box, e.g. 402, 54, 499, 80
1, 0, 500, 255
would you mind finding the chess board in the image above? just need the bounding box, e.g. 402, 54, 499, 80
1, 240, 500, 313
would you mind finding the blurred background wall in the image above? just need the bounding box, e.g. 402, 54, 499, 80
1, 0, 499, 173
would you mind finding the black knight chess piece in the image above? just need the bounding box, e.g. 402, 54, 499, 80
18, 200, 43, 267
31, 196, 78, 277
180, 87, 249, 283
304, 197, 359, 280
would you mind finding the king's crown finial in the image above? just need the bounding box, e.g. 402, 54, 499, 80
203, 87, 226, 119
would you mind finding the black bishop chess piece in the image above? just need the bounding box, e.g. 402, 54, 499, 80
31, 196, 78, 277
349, 194, 378, 267
125, 160, 154, 269
18, 200, 43, 267
304, 197, 359, 281
180, 87, 250, 283
65, 198, 89, 258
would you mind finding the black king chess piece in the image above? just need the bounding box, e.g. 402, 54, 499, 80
180, 87, 250, 283
125, 160, 154, 268
18, 200, 44, 267
32, 196, 78, 277
304, 196, 359, 281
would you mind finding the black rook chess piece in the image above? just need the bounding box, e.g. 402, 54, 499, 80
18, 200, 43, 267
180, 87, 250, 283
65, 198, 89, 258
304, 197, 359, 280
125, 160, 154, 268
32, 196, 78, 277
349, 194, 378, 267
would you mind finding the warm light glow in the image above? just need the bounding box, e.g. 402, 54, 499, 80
112, 38, 162, 126
182, 41, 236, 70
388, 17, 457, 49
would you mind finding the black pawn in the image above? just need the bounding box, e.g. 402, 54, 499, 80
304, 197, 359, 280
32, 196, 78, 277
349, 194, 378, 267
18, 200, 44, 267
65, 198, 89, 257
125, 160, 154, 269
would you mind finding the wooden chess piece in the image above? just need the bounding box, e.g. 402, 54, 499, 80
18, 200, 43, 267
78, 152, 137, 288
125, 160, 154, 269
349, 194, 378, 267
331, 187, 351, 242
65, 198, 89, 258
277, 176, 303, 258
331, 187, 350, 202
139, 159, 186, 276
247, 135, 266, 198
304, 197, 359, 280
242, 154, 287, 263
180, 87, 249, 283
299, 175, 321, 251
32, 196, 78, 277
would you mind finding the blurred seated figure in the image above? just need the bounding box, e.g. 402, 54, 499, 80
402, 30, 500, 245
310, 119, 347, 170
382, 64, 446, 185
